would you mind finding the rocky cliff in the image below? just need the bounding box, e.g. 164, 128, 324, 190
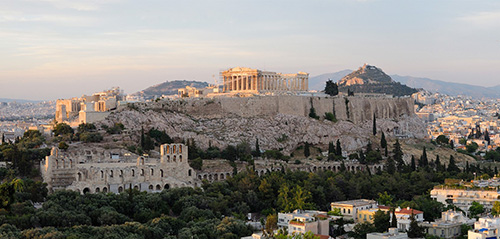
104, 95, 425, 154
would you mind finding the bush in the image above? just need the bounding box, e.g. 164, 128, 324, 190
325, 112, 337, 122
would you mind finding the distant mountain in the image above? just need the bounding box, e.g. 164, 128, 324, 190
134, 80, 209, 99
337, 64, 418, 97
391, 75, 500, 99
0, 98, 43, 103
308, 70, 352, 91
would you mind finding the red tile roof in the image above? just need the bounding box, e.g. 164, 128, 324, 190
397, 208, 423, 215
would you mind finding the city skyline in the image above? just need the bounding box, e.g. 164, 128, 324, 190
1, 0, 499, 100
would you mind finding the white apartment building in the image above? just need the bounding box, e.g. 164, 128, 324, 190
469, 217, 500, 239
421, 210, 475, 239
277, 210, 331, 236
430, 186, 499, 213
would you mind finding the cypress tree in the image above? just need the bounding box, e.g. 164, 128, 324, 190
335, 139, 342, 156
420, 147, 428, 167
373, 113, 377, 136
140, 127, 145, 149
447, 155, 460, 173
386, 157, 396, 174
328, 142, 335, 155
391, 209, 397, 228
1, 133, 4, 144
304, 142, 310, 157
255, 138, 261, 157
410, 155, 416, 171
435, 155, 442, 172
485, 130, 491, 145
381, 132, 387, 148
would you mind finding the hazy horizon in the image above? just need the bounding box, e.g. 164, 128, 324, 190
1, 0, 499, 100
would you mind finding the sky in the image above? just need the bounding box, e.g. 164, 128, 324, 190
1, 0, 499, 100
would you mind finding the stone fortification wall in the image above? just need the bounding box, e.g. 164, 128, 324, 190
141, 95, 414, 123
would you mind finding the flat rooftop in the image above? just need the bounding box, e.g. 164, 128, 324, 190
331, 199, 376, 207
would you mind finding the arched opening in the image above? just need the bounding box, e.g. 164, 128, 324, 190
110, 170, 113, 178
133, 185, 139, 190
95, 187, 100, 193
173, 155, 176, 162
209, 174, 213, 181
203, 174, 207, 180
141, 169, 144, 176
198, 175, 202, 180
151, 169, 154, 176
167, 156, 170, 162
173, 145, 176, 153
179, 145, 182, 153
220, 173, 225, 180
132, 169, 135, 177
156, 185, 161, 191
164, 184, 170, 190
179, 155, 182, 162
55, 160, 59, 169
101, 171, 104, 178
148, 185, 153, 190
214, 174, 218, 181
120, 170, 123, 177
77, 172, 82, 181
160, 169, 164, 177
141, 157, 144, 165
83, 188, 90, 194
69, 159, 73, 168
166, 145, 170, 154
118, 186, 123, 193
61, 159, 65, 169
188, 169, 192, 177
102, 187, 108, 193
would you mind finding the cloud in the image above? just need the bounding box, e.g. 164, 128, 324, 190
36, 0, 120, 11
459, 11, 500, 28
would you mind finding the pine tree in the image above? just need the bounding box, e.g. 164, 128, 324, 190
393, 139, 405, 172
373, 114, 377, 136
386, 157, 396, 174
324, 79, 339, 96
335, 139, 342, 156
304, 142, 310, 157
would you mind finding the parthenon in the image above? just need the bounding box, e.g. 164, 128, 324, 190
221, 67, 309, 93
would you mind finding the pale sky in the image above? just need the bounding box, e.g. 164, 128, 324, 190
1, 0, 499, 100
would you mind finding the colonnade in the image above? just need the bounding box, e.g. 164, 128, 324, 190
222, 74, 308, 92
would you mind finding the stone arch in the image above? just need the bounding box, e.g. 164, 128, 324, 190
203, 174, 208, 180
103, 187, 108, 193
95, 187, 100, 193
61, 159, 65, 169
328, 166, 332, 171
173, 145, 176, 153
118, 186, 123, 193
164, 184, 170, 190
132, 169, 135, 177
220, 173, 225, 180
83, 188, 90, 194
77, 172, 82, 181
100, 170, 104, 178
313, 166, 317, 172
209, 174, 213, 181
120, 170, 123, 177
160, 169, 164, 177
151, 168, 154, 176
167, 155, 170, 162
198, 175, 202, 180
226, 173, 230, 178
134, 185, 139, 190
148, 185, 153, 190
188, 169, 192, 177
141, 169, 144, 176
166, 145, 170, 154
179, 145, 182, 153
156, 184, 161, 191
110, 170, 114, 178
351, 166, 355, 171
179, 155, 182, 162
55, 160, 59, 169
173, 155, 176, 162
214, 174, 218, 181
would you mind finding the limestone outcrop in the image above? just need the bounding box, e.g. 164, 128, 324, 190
104, 95, 425, 154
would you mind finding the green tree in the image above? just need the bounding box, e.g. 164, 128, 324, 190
410, 155, 416, 171
420, 147, 428, 168
350, 222, 376, 239
254, 138, 261, 157
381, 132, 387, 149
386, 157, 395, 174
304, 143, 310, 157
324, 79, 339, 96
436, 135, 450, 145
390, 209, 397, 228
493, 201, 500, 216
447, 155, 460, 173
466, 142, 479, 153
53, 123, 74, 137
265, 214, 278, 236
58, 141, 69, 151
328, 142, 335, 156
407, 214, 424, 238
335, 139, 342, 156
308, 107, 319, 120
393, 139, 405, 172
377, 191, 394, 206
373, 210, 390, 233
469, 201, 484, 218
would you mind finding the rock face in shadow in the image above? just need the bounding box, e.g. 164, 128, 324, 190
338, 64, 418, 97
106, 95, 425, 154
